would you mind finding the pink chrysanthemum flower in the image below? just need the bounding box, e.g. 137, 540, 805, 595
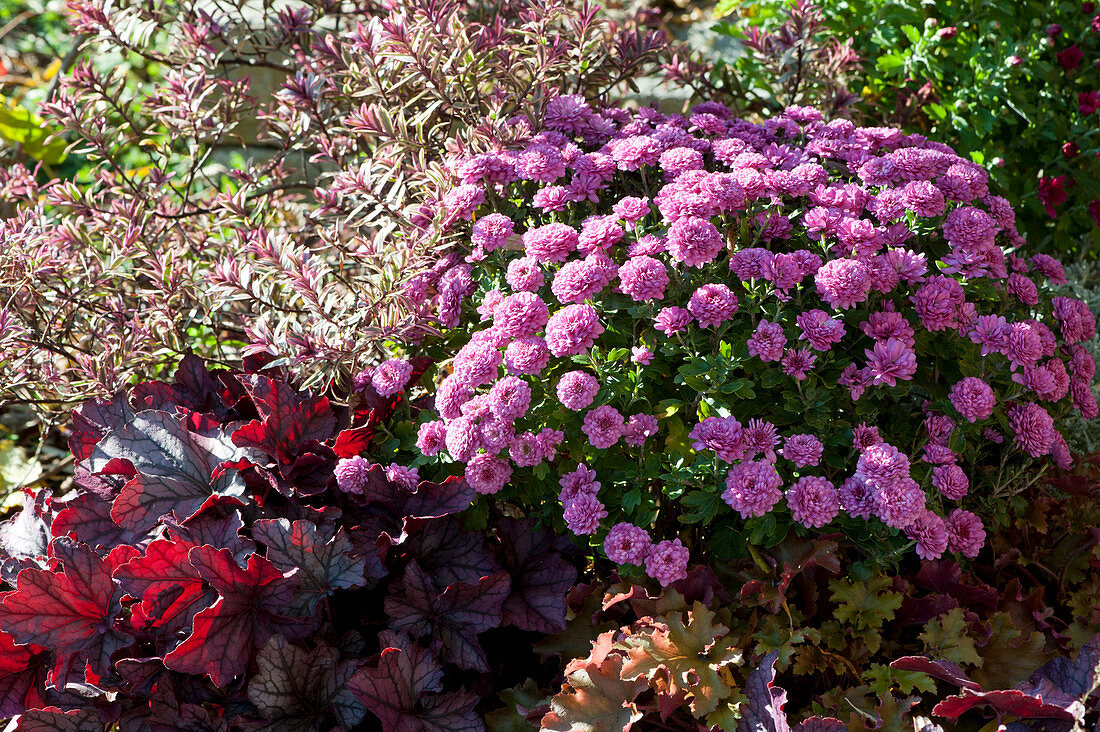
523, 222, 577, 263
471, 213, 515, 254
506, 257, 545, 292
787, 476, 840, 528
1007, 402, 1056, 457
618, 256, 669, 301
815, 258, 873, 310
655, 306, 692, 336
335, 456, 373, 493
689, 416, 743, 462
742, 419, 780, 462
559, 464, 600, 503
856, 442, 910, 490
488, 376, 532, 421
556, 371, 600, 411
416, 421, 447, 456
946, 509, 986, 558
747, 320, 787, 362
666, 216, 723, 268
911, 276, 965, 332
503, 337, 550, 376
623, 414, 659, 447
494, 292, 550, 338
563, 494, 607, 535
723, 460, 783, 518
906, 509, 949, 560
465, 453, 512, 495
839, 475, 876, 519
796, 309, 845, 351
582, 405, 625, 449
949, 377, 996, 422
688, 283, 739, 328
385, 464, 420, 491
604, 523, 652, 565
631, 346, 653, 364
371, 358, 413, 398
645, 538, 690, 586
545, 304, 604, 356
852, 423, 883, 451
780, 433, 824, 467
781, 347, 816, 380
865, 338, 917, 386
932, 464, 969, 500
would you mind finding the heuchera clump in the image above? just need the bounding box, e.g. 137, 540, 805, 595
423, 98, 1099, 583
0, 357, 577, 729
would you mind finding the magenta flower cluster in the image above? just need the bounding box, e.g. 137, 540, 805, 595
423, 97, 1098, 578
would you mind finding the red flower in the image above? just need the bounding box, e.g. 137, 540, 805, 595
1038, 175, 1072, 218
1058, 44, 1085, 71
1063, 141, 1081, 159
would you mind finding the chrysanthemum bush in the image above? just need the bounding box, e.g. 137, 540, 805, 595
418, 97, 1100, 584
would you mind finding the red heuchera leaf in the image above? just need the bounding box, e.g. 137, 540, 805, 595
495, 518, 576, 634
890, 656, 981, 692
0, 538, 132, 688
332, 425, 374, 460
14, 707, 102, 731
162, 546, 303, 688
0, 630, 47, 717
114, 538, 214, 637
252, 518, 370, 613
88, 410, 253, 534
384, 561, 509, 672
737, 651, 843, 732
231, 375, 336, 469
347, 631, 482, 732
931, 686, 1079, 722
247, 635, 365, 730
402, 517, 500, 587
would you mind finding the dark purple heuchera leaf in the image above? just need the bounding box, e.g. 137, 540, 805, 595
0, 630, 47, 717
161, 507, 255, 564
88, 410, 254, 534
130, 355, 234, 418
890, 656, 981, 692
247, 635, 365, 731
0, 537, 133, 689
51, 493, 140, 557
385, 562, 509, 672
129, 675, 231, 732
347, 631, 483, 732
495, 518, 576, 634
737, 651, 843, 732
114, 538, 214, 639
402, 517, 500, 587
68, 393, 134, 462
252, 518, 371, 614
162, 546, 304, 688
14, 708, 103, 731
1028, 633, 1100, 700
